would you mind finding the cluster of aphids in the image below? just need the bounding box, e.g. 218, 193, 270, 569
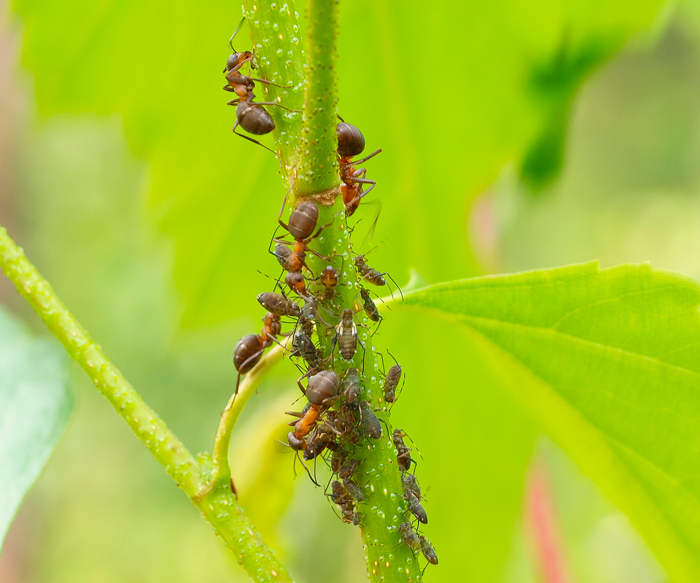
224, 20, 437, 571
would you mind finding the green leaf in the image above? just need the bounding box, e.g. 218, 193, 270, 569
396, 261, 700, 582
0, 305, 72, 550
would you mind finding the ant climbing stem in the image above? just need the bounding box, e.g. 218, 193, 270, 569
222, 18, 299, 154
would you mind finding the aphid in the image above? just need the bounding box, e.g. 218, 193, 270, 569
402, 473, 421, 500
326, 406, 361, 444
260, 312, 281, 347
419, 536, 438, 565
318, 265, 340, 302
273, 243, 293, 268
257, 292, 301, 318
298, 300, 318, 336
392, 428, 413, 471
291, 330, 323, 370
360, 287, 381, 323
342, 367, 360, 407
303, 425, 336, 461
333, 309, 364, 361
359, 401, 382, 439
398, 522, 420, 552
330, 480, 359, 525
405, 490, 428, 524
223, 18, 296, 152
383, 360, 402, 403
338, 458, 364, 501
331, 449, 346, 474
336, 122, 381, 216
354, 254, 387, 286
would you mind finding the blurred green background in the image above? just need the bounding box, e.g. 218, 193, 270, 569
1, 0, 699, 581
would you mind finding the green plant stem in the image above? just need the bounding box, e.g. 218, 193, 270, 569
212, 338, 290, 483
307, 203, 424, 583
0, 226, 294, 583
242, 0, 305, 178
295, 0, 339, 196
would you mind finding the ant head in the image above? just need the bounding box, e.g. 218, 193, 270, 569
225, 50, 254, 72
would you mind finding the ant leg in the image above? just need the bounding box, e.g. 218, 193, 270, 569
232, 348, 264, 399
277, 186, 293, 232
348, 177, 377, 186
224, 54, 254, 77
307, 216, 336, 241
252, 101, 302, 113
305, 248, 332, 261
232, 123, 277, 155
296, 451, 321, 487
351, 148, 382, 165
248, 77, 295, 89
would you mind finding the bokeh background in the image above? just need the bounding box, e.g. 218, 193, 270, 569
1, 0, 699, 581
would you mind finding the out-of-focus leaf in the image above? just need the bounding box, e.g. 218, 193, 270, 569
396, 261, 700, 581
0, 305, 72, 550
10, 0, 667, 327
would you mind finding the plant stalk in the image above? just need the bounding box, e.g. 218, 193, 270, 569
0, 226, 293, 583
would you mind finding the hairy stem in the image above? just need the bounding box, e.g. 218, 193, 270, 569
0, 226, 293, 583
242, 0, 304, 179
212, 338, 290, 483
308, 203, 424, 583
295, 0, 339, 196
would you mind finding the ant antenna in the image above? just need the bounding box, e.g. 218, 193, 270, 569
229, 17, 246, 51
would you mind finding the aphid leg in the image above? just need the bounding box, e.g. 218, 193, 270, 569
385, 272, 405, 302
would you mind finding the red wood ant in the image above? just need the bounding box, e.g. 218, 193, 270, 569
223, 18, 298, 153
275, 198, 334, 296
232, 311, 281, 394
336, 122, 381, 216
286, 371, 339, 447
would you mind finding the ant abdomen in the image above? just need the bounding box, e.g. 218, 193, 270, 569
337, 122, 366, 158
287, 201, 319, 240
233, 333, 264, 374
306, 371, 340, 406
236, 101, 276, 135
